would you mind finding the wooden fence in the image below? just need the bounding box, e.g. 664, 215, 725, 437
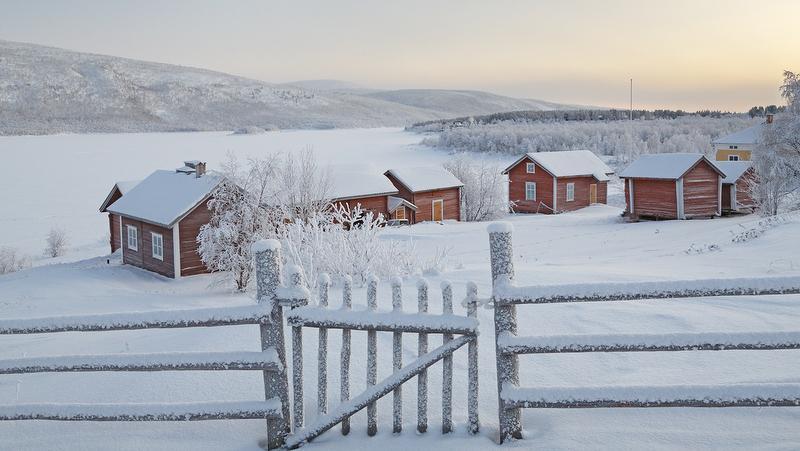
487, 222, 800, 443
0, 239, 480, 450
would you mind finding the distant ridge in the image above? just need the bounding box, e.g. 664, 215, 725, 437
0, 40, 575, 135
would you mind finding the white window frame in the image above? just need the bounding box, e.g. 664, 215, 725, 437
566, 183, 575, 202
525, 182, 536, 201
151, 232, 164, 261
526, 162, 536, 173
126, 225, 138, 251
728, 155, 740, 161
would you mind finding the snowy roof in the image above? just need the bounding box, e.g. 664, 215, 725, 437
620, 153, 724, 180
384, 166, 463, 192
99, 179, 141, 212
504, 150, 614, 181
713, 124, 764, 145
107, 170, 223, 227
329, 170, 398, 200
712, 161, 753, 184
388, 195, 418, 212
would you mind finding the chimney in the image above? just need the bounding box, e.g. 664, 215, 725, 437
195, 162, 207, 178
766, 114, 774, 124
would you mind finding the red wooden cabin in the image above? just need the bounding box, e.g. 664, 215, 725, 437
502, 150, 614, 214
620, 154, 725, 220
384, 167, 463, 224
103, 161, 221, 278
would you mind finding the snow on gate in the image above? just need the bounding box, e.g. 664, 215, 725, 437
487, 222, 800, 444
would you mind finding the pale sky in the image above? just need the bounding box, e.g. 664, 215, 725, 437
2, 0, 798, 111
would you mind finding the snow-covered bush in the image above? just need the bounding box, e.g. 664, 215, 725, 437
0, 246, 31, 275
443, 156, 507, 221
279, 204, 421, 287
44, 227, 68, 258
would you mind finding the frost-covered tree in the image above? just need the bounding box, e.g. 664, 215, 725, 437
278, 148, 332, 222
44, 227, 68, 258
0, 246, 31, 274
198, 155, 283, 291
443, 156, 507, 221
751, 71, 800, 216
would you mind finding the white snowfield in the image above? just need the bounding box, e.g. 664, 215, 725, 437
2, 129, 800, 450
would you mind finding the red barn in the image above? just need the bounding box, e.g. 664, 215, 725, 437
620, 153, 725, 220
105, 161, 222, 278
502, 150, 614, 214
713, 161, 756, 213
384, 167, 463, 224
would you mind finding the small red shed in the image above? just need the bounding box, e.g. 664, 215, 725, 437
502, 150, 614, 214
712, 161, 756, 213
384, 167, 464, 224
620, 153, 726, 220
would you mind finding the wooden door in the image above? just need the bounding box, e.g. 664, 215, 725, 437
589, 184, 597, 204
395, 206, 406, 220
432, 199, 444, 221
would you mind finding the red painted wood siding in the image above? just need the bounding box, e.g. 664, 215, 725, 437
411, 188, 460, 222
332, 195, 389, 219
179, 198, 212, 277
682, 161, 719, 218
507, 158, 555, 214
384, 172, 461, 223
109, 214, 121, 252
626, 178, 678, 219
555, 177, 608, 212
121, 217, 175, 278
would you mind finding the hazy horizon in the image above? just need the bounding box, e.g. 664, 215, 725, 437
2, 0, 798, 112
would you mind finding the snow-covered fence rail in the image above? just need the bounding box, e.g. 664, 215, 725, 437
0, 239, 309, 450
487, 222, 800, 444
282, 272, 480, 449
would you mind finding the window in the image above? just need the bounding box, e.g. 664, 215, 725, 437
566, 183, 575, 202
728, 155, 740, 161
151, 232, 164, 261
126, 225, 138, 251
525, 182, 536, 200
729, 145, 738, 150
526, 162, 536, 173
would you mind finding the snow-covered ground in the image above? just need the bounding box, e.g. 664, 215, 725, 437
2, 129, 800, 450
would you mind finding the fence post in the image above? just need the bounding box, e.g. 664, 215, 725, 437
253, 240, 290, 449
317, 273, 330, 416
488, 223, 522, 442
440, 281, 454, 434
366, 274, 379, 436
288, 265, 306, 432
340, 275, 353, 435
391, 277, 403, 434
466, 281, 480, 434
416, 278, 429, 434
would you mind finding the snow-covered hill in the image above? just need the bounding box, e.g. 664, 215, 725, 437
0, 40, 571, 135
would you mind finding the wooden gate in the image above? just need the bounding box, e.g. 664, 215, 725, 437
487, 222, 800, 443
277, 251, 480, 448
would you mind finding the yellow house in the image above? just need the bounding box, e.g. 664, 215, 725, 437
712, 115, 772, 161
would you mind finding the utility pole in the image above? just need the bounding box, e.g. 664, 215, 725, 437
629, 78, 633, 120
